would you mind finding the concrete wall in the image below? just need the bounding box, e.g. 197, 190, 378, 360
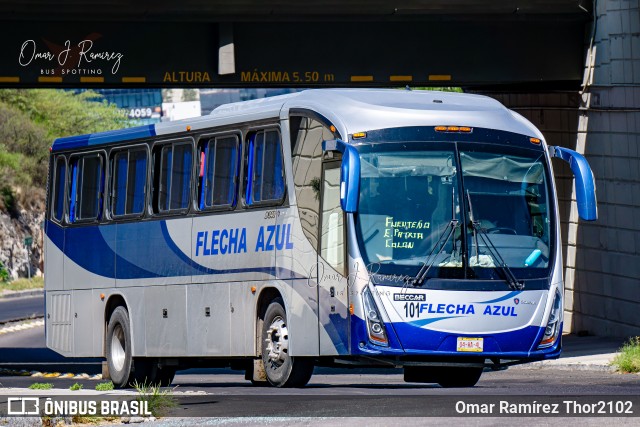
478, 0, 640, 338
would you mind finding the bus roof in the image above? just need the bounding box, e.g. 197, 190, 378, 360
51, 89, 543, 152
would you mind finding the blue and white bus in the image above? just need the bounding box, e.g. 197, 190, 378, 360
44, 89, 597, 388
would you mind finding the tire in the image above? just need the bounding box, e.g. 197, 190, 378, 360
404, 366, 483, 387
106, 306, 133, 388
261, 298, 314, 387
132, 358, 176, 387
437, 367, 483, 388
154, 365, 176, 387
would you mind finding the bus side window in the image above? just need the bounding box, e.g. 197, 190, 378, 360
51, 156, 67, 223
245, 129, 285, 205
198, 135, 239, 210
68, 153, 105, 223
111, 147, 148, 217
155, 141, 193, 213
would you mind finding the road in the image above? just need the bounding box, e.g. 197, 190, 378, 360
0, 296, 43, 323
0, 322, 637, 423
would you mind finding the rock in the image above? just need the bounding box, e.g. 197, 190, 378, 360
128, 416, 145, 423
5, 417, 42, 427
0, 207, 45, 280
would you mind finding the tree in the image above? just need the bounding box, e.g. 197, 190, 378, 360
0, 89, 130, 210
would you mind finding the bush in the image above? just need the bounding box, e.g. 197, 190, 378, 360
611, 337, 640, 373
28, 382, 53, 390
0, 261, 9, 283
133, 380, 177, 417
95, 381, 114, 391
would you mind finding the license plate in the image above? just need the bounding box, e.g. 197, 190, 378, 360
457, 337, 483, 352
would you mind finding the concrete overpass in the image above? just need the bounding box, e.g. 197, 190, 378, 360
0, 0, 638, 337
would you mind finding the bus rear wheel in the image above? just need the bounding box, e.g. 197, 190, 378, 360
106, 306, 133, 388
132, 359, 176, 387
261, 298, 314, 387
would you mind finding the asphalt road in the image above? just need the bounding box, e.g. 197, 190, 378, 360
0, 296, 43, 323
0, 324, 638, 423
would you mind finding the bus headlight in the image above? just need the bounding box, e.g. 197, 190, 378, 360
538, 289, 562, 348
362, 288, 388, 346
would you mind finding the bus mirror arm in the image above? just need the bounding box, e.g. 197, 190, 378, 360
323, 139, 360, 212
550, 146, 598, 221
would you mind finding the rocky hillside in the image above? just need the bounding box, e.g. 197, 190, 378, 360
0, 188, 45, 280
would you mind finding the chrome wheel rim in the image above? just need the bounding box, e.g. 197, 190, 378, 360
265, 316, 289, 366
111, 324, 126, 372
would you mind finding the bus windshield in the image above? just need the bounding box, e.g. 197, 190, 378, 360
355, 142, 552, 283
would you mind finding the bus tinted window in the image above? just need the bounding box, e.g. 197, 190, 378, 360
246, 130, 284, 205
52, 156, 66, 222
157, 142, 193, 212
69, 153, 104, 222
112, 148, 148, 216
199, 135, 239, 209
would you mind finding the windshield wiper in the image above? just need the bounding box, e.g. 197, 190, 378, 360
406, 187, 459, 287
466, 190, 524, 291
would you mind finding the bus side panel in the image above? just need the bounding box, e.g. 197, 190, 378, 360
44, 221, 64, 291
229, 282, 250, 356
186, 282, 231, 356
276, 206, 320, 356
144, 285, 187, 356
45, 290, 73, 356
191, 211, 277, 285
71, 289, 94, 357
116, 219, 193, 287
63, 224, 115, 290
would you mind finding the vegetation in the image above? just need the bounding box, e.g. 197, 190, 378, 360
0, 89, 130, 212
28, 382, 53, 390
95, 381, 114, 391
0, 261, 9, 283
69, 382, 83, 391
1, 276, 43, 291
133, 380, 178, 417
611, 337, 640, 373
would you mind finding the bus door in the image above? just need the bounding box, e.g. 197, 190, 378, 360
317, 160, 350, 355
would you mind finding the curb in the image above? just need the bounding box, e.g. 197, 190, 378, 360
0, 289, 44, 299
0, 367, 103, 380
510, 362, 618, 372
0, 318, 44, 335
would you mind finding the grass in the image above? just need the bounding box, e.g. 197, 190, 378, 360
611, 336, 640, 373
28, 382, 53, 390
133, 380, 178, 417
69, 382, 83, 391
95, 381, 114, 391
0, 276, 44, 291
71, 416, 118, 424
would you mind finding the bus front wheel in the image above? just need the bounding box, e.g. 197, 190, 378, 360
404, 366, 483, 388
261, 298, 314, 387
106, 306, 133, 388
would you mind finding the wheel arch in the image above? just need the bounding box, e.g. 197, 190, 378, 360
103, 293, 132, 357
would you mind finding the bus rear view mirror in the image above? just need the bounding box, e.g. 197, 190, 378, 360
323, 139, 360, 212
550, 146, 598, 221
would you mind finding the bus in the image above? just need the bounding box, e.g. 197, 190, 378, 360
44, 89, 597, 388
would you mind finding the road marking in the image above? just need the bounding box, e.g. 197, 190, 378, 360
0, 76, 19, 83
